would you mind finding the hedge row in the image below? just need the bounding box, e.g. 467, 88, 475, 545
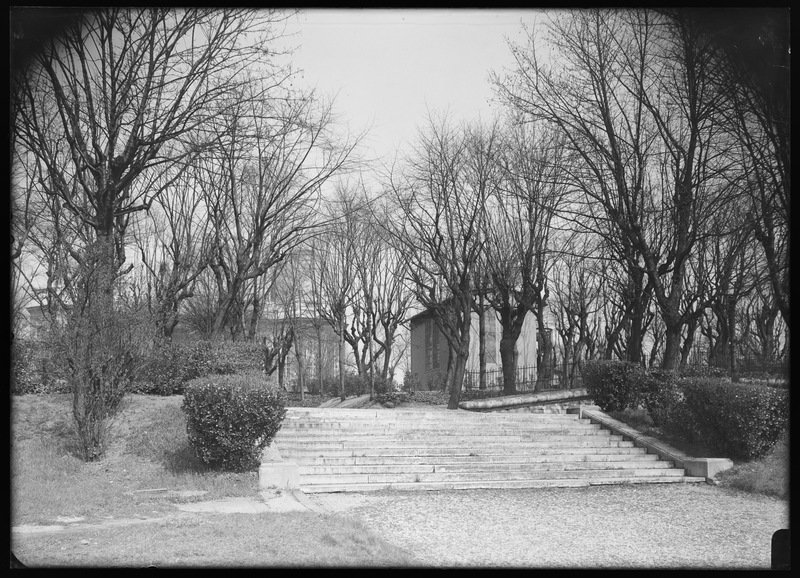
581, 360, 646, 412
581, 360, 789, 461
674, 379, 789, 461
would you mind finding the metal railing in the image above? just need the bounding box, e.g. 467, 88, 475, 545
463, 365, 581, 393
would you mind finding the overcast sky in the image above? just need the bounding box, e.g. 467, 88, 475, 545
282, 9, 545, 167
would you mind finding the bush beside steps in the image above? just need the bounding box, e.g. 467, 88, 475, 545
182, 374, 287, 472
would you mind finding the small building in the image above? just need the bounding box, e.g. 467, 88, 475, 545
408, 307, 539, 391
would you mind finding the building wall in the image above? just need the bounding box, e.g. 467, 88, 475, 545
409, 308, 541, 390
409, 311, 448, 391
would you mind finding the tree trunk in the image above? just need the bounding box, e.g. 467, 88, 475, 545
649, 329, 662, 369
278, 356, 286, 390
381, 331, 393, 381
478, 294, 487, 390
499, 334, 518, 395
604, 319, 624, 360
444, 345, 455, 393
628, 298, 645, 364
679, 316, 699, 367
368, 316, 375, 400
572, 338, 585, 388
316, 324, 323, 395
710, 307, 730, 368
339, 317, 346, 402
295, 345, 305, 402
247, 291, 261, 341
728, 295, 739, 382
536, 312, 554, 388
561, 336, 574, 388
761, 317, 776, 367
661, 321, 682, 371
626, 270, 651, 364
448, 346, 469, 410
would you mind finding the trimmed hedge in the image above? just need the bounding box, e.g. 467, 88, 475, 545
665, 379, 789, 461
136, 341, 216, 395
581, 360, 646, 412
640, 370, 682, 427
182, 375, 287, 472
135, 340, 267, 396
211, 341, 263, 375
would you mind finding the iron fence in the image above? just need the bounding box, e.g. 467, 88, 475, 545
463, 365, 582, 393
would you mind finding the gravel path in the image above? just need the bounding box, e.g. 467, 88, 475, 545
308, 484, 789, 569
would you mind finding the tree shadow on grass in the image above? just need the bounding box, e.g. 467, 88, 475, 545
161, 441, 215, 475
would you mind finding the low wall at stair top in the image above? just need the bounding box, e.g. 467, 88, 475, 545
458, 388, 594, 413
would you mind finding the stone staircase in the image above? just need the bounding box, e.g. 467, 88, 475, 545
271, 407, 707, 493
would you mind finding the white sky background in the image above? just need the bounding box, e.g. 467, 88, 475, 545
281, 9, 545, 173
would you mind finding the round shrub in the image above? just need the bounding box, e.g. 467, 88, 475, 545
581, 360, 646, 412
182, 375, 287, 472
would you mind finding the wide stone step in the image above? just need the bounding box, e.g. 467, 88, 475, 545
280, 421, 590, 432
264, 407, 704, 493
283, 411, 584, 424
278, 422, 602, 435
278, 447, 643, 462
301, 451, 657, 466
275, 435, 626, 449
298, 476, 707, 493
299, 467, 688, 486
299, 460, 672, 476
275, 439, 636, 456
284, 411, 587, 421
275, 431, 612, 443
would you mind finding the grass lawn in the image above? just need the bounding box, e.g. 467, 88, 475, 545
10, 393, 416, 567
11, 391, 787, 567
12, 513, 413, 568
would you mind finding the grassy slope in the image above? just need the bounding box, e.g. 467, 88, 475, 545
10, 393, 416, 567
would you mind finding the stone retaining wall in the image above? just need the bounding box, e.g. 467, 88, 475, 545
459, 388, 593, 413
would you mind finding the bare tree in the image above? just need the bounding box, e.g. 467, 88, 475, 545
11, 8, 305, 459
13, 9, 292, 276
740, 280, 786, 371
386, 114, 489, 409
370, 208, 416, 382
315, 189, 361, 401
199, 85, 358, 340
700, 8, 790, 330
551, 242, 603, 387
131, 165, 212, 340
495, 9, 738, 370
481, 120, 566, 393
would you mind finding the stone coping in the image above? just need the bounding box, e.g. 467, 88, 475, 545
458, 388, 590, 411
577, 407, 733, 480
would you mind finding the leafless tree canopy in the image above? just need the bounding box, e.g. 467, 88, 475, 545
12, 8, 788, 416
